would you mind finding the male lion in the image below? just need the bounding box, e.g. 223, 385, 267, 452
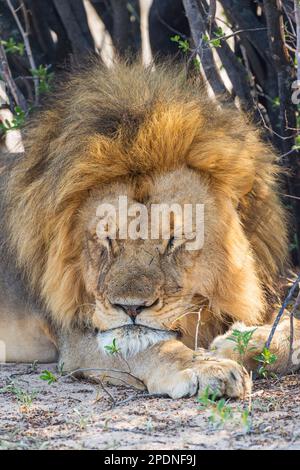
0, 61, 299, 399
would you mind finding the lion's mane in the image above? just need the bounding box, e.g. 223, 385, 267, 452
5, 60, 288, 327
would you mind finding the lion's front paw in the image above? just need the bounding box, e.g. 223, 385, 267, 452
147, 357, 251, 399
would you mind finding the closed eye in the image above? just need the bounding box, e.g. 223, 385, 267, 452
167, 236, 175, 252
106, 236, 113, 250
166, 235, 186, 254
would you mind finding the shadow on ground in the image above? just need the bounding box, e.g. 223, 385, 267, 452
0, 363, 299, 449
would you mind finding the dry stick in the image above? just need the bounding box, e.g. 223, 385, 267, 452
6, 0, 39, 106
97, 379, 116, 405
255, 104, 296, 141
215, 28, 267, 43
265, 273, 300, 350
280, 192, 300, 200
194, 307, 203, 351
284, 2, 296, 37
60, 367, 146, 390
99, 374, 139, 389
295, 0, 300, 82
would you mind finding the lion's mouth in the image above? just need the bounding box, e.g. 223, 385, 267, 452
96, 324, 178, 358
101, 324, 176, 335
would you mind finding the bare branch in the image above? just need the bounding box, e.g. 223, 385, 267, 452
0, 41, 27, 110
182, 0, 228, 97
60, 367, 146, 390
6, 0, 39, 106
266, 273, 300, 350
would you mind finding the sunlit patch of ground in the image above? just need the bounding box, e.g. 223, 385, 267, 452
0, 363, 299, 450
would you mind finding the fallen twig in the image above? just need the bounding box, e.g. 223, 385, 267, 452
60, 367, 146, 390
95, 380, 116, 405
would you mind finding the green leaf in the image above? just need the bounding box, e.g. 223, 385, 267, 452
1, 38, 24, 56
170, 35, 190, 53
31, 65, 54, 94
40, 370, 57, 384
0, 106, 25, 134
104, 338, 121, 355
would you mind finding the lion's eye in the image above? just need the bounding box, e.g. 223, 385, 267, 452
166, 236, 175, 252
106, 236, 113, 250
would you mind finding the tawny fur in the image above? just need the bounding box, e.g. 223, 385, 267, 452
4, 60, 288, 332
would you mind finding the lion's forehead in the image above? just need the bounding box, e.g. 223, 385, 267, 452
83, 167, 215, 231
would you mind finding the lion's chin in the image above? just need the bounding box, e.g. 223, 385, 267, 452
97, 324, 176, 358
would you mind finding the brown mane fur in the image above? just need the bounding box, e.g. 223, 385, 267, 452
5, 60, 288, 327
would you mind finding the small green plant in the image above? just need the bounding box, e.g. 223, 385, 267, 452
40, 369, 57, 384
104, 338, 120, 354
209, 398, 233, 425
197, 386, 252, 432
1, 38, 24, 56
145, 418, 154, 433
170, 34, 190, 53
170, 35, 203, 72
203, 26, 224, 48
56, 361, 65, 375
254, 346, 277, 378
30, 360, 39, 372
0, 106, 25, 133
289, 233, 300, 253
272, 96, 280, 108
0, 382, 37, 408
193, 57, 201, 72
227, 328, 257, 364
197, 387, 233, 427
31, 65, 54, 94
240, 408, 251, 433
73, 408, 90, 430
293, 134, 300, 151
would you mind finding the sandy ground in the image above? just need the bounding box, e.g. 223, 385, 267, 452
0, 363, 299, 450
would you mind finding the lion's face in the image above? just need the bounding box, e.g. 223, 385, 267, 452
5, 61, 287, 361
79, 167, 250, 355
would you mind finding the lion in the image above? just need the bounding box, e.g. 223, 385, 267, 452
0, 60, 299, 399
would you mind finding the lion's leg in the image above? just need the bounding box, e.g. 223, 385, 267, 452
210, 316, 300, 374
132, 340, 251, 399
57, 329, 147, 389
58, 331, 250, 399
0, 307, 57, 363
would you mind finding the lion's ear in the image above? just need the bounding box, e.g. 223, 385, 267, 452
186, 126, 272, 201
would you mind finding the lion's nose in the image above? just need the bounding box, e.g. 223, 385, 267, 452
113, 299, 159, 321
